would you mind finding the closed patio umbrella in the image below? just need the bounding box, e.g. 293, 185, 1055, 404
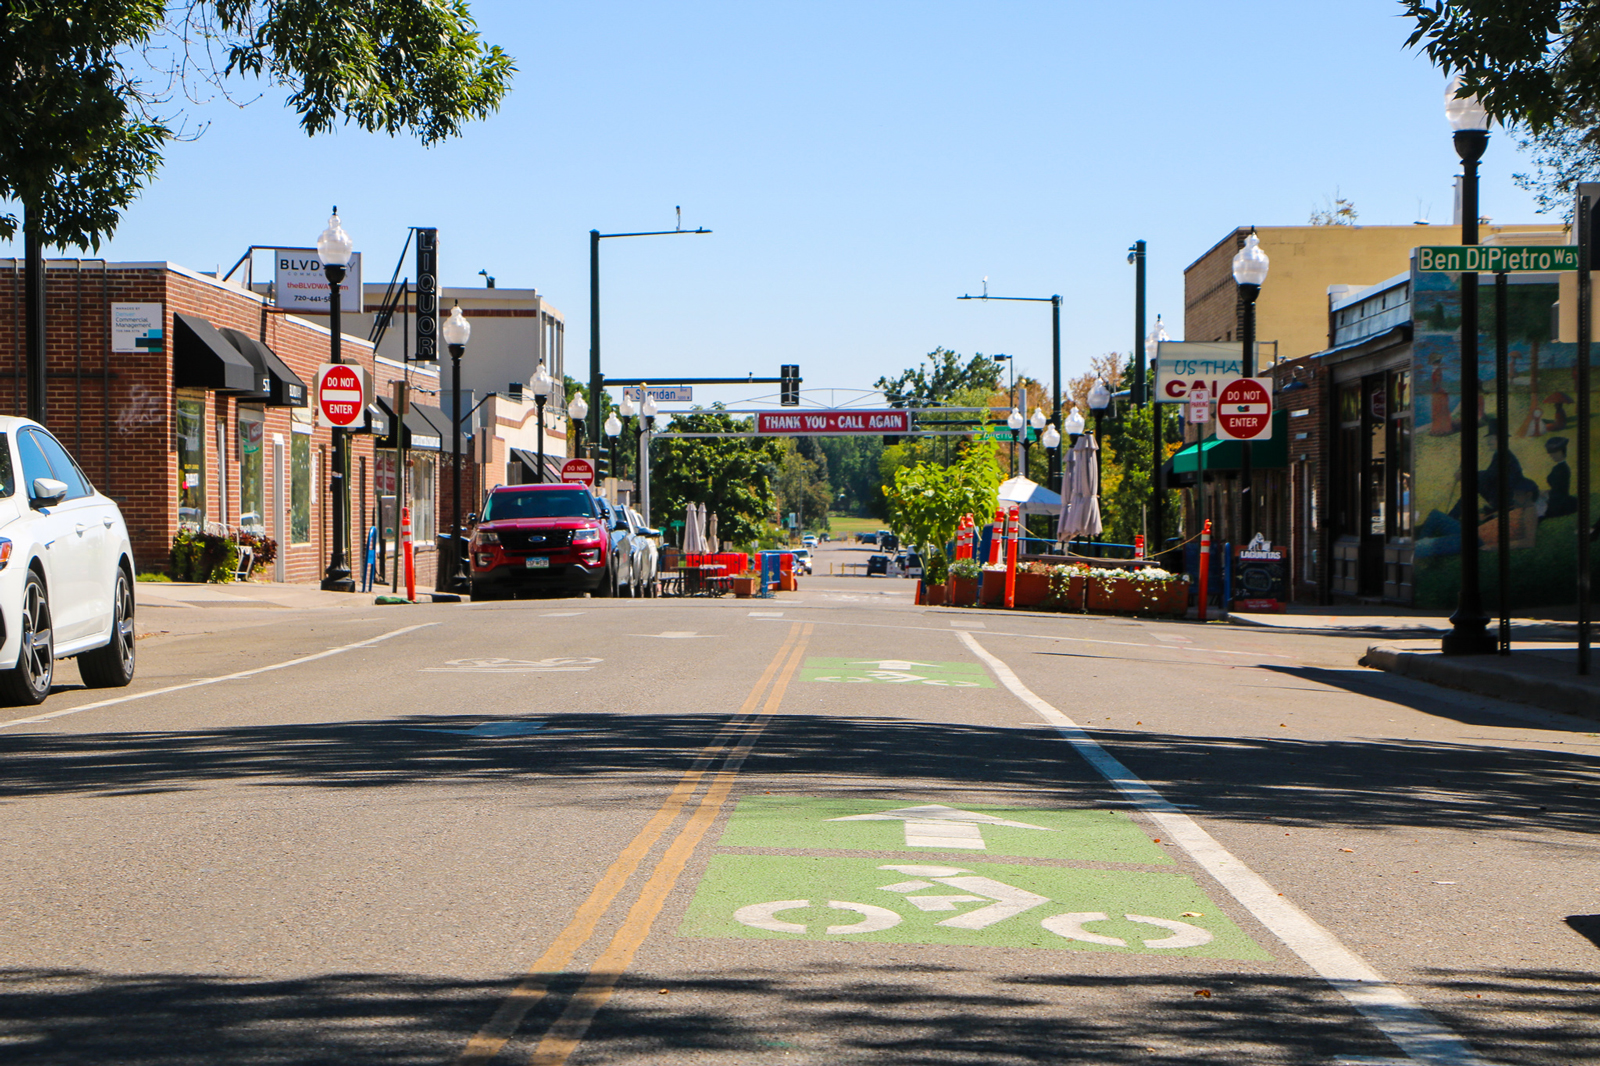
1057, 434, 1102, 541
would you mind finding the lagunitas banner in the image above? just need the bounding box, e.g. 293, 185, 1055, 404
756, 410, 910, 435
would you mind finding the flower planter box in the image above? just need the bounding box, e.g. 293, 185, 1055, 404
948, 574, 979, 606
1013, 572, 1051, 609
731, 576, 756, 598
1044, 574, 1086, 612
923, 583, 946, 606
980, 569, 1007, 606
1088, 576, 1187, 616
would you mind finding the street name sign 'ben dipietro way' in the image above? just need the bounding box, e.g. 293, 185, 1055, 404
757, 410, 910, 435
1214, 377, 1274, 441
316, 363, 370, 428
1417, 245, 1579, 273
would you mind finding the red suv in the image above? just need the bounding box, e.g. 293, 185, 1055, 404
469, 484, 615, 600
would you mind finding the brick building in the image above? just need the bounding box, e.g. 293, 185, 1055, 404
0, 258, 453, 588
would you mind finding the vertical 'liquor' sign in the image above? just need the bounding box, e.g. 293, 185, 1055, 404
415, 227, 438, 361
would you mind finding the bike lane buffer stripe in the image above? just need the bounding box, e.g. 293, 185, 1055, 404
526, 624, 814, 1066
455, 622, 807, 1066
957, 630, 1490, 1066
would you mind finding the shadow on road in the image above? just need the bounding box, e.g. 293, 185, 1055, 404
0, 964, 1592, 1064
1, 705, 1597, 835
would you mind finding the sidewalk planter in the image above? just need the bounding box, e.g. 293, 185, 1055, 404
948, 574, 979, 606
731, 576, 756, 598
1013, 572, 1050, 609
980, 568, 1007, 606
1045, 572, 1087, 612
1086, 568, 1190, 616
779, 572, 799, 592
924, 583, 946, 606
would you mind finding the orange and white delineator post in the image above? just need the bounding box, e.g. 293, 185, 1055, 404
1197, 519, 1212, 622
955, 515, 968, 560
401, 505, 417, 602
1004, 505, 1020, 609
987, 508, 1004, 565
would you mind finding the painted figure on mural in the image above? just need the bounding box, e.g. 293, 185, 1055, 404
1427, 354, 1455, 435
1541, 436, 1577, 520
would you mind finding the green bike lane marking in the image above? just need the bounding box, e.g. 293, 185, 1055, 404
799, 657, 993, 687
677, 797, 1269, 959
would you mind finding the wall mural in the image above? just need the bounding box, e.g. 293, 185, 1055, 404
1411, 269, 1599, 609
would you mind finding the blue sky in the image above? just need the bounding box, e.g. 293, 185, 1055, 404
4, 1, 1554, 410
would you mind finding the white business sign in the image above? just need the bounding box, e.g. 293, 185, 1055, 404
1155, 341, 1258, 403
111, 303, 163, 353
275, 249, 363, 312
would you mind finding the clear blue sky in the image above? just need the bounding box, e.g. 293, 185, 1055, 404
3, 1, 1553, 411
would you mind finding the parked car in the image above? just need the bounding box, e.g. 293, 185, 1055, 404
597, 497, 644, 597
628, 508, 660, 596
792, 547, 813, 574
866, 553, 889, 576
0, 416, 137, 705
858, 531, 878, 545
895, 551, 924, 577
469, 484, 622, 599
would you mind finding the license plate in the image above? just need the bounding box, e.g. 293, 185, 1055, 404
525, 556, 550, 569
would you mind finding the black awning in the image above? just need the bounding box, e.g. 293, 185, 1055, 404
173, 313, 259, 393
219, 328, 308, 407
509, 448, 566, 484
374, 397, 443, 451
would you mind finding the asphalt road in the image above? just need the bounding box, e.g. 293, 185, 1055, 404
1, 565, 1596, 1065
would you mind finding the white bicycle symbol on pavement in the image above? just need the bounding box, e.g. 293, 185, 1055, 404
732, 864, 1212, 949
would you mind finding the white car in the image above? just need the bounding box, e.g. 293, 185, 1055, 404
628, 508, 661, 596
792, 547, 813, 575
0, 416, 136, 705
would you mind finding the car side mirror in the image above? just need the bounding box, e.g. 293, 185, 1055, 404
466, 512, 478, 525
31, 477, 67, 508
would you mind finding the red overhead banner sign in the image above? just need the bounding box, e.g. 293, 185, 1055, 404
756, 410, 910, 435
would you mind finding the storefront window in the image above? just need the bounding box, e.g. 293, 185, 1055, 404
176, 397, 205, 529
1389, 368, 1413, 539
410, 454, 435, 542
238, 407, 265, 533
291, 426, 311, 544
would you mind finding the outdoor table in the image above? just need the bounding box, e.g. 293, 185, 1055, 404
684, 563, 727, 595
656, 570, 685, 596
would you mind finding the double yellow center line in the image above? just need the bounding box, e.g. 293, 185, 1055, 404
458, 622, 814, 1066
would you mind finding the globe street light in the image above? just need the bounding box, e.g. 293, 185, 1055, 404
1443, 74, 1495, 656
530, 361, 553, 482
567, 393, 589, 460
604, 410, 623, 499
1087, 380, 1111, 499
1231, 228, 1271, 547
317, 209, 356, 592
1024, 407, 1047, 478
442, 303, 472, 592
1006, 407, 1024, 478
1064, 406, 1085, 442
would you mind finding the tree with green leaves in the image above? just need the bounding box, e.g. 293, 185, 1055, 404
882, 443, 1000, 584
651, 409, 787, 548
1403, 1, 1600, 218
875, 347, 1003, 409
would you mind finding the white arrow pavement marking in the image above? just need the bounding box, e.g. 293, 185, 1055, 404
1042, 912, 1126, 946
833, 804, 1055, 850
902, 895, 986, 912
848, 659, 938, 670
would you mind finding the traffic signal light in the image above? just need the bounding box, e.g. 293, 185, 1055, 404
780, 364, 800, 406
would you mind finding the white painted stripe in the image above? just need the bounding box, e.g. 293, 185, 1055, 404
956, 631, 1492, 1066
0, 623, 439, 730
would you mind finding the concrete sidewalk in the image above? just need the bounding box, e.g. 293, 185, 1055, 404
135, 580, 392, 611
1361, 640, 1600, 722
1229, 601, 1580, 640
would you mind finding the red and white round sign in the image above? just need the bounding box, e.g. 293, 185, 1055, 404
1215, 377, 1273, 441
317, 363, 366, 427
561, 457, 595, 487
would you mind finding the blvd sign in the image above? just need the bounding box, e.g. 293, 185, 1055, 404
316, 363, 369, 428
561, 457, 595, 486
1214, 377, 1273, 441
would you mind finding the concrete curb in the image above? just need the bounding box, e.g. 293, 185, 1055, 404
1361, 643, 1600, 722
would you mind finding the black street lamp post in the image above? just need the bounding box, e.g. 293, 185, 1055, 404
567, 393, 589, 461
604, 411, 623, 495
318, 210, 356, 593
1088, 380, 1111, 498
1231, 229, 1270, 546
443, 304, 472, 593
531, 361, 553, 481
1442, 77, 1496, 656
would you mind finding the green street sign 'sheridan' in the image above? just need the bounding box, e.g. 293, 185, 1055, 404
1416, 245, 1578, 273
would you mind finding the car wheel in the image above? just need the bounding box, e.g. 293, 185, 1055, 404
0, 571, 53, 706
596, 564, 614, 597
78, 567, 136, 688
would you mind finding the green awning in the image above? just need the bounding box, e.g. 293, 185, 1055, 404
1169, 409, 1288, 475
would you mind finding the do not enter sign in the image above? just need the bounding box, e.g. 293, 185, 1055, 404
317, 363, 369, 428
561, 457, 595, 486
1215, 377, 1274, 441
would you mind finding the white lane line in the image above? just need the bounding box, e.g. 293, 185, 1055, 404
956, 630, 1491, 1066
0, 623, 440, 730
